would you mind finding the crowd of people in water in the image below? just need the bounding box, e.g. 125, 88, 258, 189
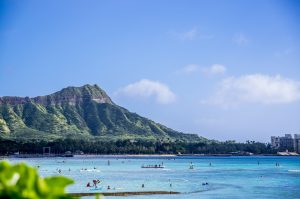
35, 158, 285, 193
141, 162, 164, 168
86, 179, 101, 188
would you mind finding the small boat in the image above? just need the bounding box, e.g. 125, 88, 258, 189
141, 164, 165, 168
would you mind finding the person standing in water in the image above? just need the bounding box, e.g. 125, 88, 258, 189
92, 180, 98, 188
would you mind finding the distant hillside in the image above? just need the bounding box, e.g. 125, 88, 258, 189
0, 84, 203, 142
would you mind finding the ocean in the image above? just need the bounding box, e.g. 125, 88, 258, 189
6, 156, 300, 199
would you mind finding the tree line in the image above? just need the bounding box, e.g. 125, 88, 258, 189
0, 138, 276, 155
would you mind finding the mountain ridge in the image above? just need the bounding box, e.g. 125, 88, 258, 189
0, 84, 203, 142
0, 84, 113, 106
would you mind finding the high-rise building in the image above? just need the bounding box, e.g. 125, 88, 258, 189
271, 134, 299, 152
294, 134, 300, 153
280, 134, 294, 151
271, 136, 280, 148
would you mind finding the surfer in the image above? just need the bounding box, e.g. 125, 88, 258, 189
86, 182, 92, 187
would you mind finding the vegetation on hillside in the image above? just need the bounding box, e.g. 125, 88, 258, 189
0, 84, 201, 143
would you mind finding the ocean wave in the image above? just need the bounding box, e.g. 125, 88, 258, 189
80, 169, 101, 172
288, 170, 300, 173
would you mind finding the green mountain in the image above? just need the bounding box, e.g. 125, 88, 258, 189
0, 84, 202, 142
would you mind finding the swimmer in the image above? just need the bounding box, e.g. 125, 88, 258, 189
92, 180, 98, 188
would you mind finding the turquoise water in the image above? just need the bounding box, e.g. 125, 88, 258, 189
7, 156, 300, 199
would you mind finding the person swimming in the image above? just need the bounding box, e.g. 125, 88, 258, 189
93, 180, 98, 188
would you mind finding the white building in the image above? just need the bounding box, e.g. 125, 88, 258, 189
294, 134, 300, 153
271, 134, 300, 153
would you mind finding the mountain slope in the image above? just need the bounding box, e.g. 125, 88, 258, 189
0, 84, 202, 142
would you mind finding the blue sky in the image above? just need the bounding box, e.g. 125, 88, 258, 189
1, 0, 300, 142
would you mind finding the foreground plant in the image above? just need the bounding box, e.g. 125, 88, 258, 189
0, 161, 74, 199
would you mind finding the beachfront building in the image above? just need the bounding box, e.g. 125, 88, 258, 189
294, 134, 300, 153
271, 134, 300, 153
271, 136, 280, 148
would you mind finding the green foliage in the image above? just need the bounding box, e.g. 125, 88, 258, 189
0, 84, 201, 143
0, 161, 73, 199
0, 137, 275, 155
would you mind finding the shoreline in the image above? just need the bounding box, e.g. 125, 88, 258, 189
2, 153, 299, 159
68, 191, 180, 197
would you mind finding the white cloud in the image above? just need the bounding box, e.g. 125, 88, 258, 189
181, 28, 198, 40
233, 33, 249, 46
274, 48, 293, 57
170, 27, 213, 41
177, 64, 226, 76
181, 64, 199, 74
201, 64, 227, 75
204, 74, 300, 107
117, 79, 176, 104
